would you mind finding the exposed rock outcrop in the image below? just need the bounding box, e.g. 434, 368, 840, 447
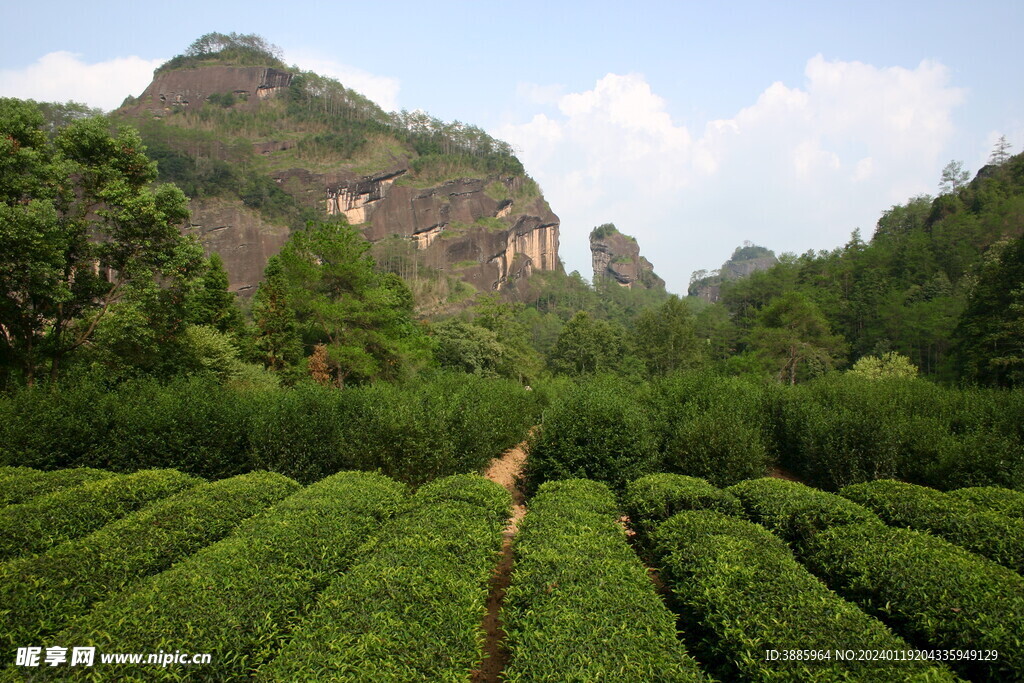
289, 169, 560, 291
120, 61, 562, 299
124, 66, 293, 116
589, 224, 664, 289
185, 198, 291, 294
689, 243, 778, 302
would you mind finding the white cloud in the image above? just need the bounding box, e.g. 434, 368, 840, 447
0, 52, 164, 111
853, 157, 874, 182
286, 50, 400, 112
516, 82, 564, 105
495, 56, 966, 293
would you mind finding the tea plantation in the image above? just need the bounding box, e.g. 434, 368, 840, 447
3, 465, 1021, 681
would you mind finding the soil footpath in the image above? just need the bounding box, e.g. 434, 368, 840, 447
472, 441, 528, 683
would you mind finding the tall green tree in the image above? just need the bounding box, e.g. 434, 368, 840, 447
747, 291, 847, 384
277, 220, 432, 386
471, 293, 541, 382
633, 296, 703, 376
0, 98, 193, 386
431, 319, 509, 377
952, 236, 1024, 386
939, 160, 970, 194
548, 311, 628, 375
188, 253, 242, 333
251, 255, 301, 373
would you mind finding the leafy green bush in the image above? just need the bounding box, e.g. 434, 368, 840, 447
525, 375, 659, 494
804, 523, 1024, 681
929, 428, 1024, 491
0, 469, 200, 561
246, 382, 361, 481
503, 479, 707, 682
412, 472, 512, 527
769, 374, 1024, 491
251, 374, 538, 485
0, 373, 539, 487
840, 479, 1024, 573
0, 381, 112, 469
623, 473, 743, 546
48, 471, 407, 681
646, 371, 772, 487
949, 485, 1024, 519
726, 477, 881, 551
649, 510, 953, 682
771, 377, 923, 489
97, 377, 256, 479
0, 466, 114, 506
0, 471, 299, 650
257, 475, 509, 680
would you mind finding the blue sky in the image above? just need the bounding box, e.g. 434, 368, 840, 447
3, 1, 1022, 294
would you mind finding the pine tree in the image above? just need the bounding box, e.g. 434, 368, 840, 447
252, 256, 301, 372
989, 135, 1012, 166
189, 253, 242, 333
939, 160, 970, 194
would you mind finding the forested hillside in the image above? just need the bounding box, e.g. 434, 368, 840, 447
112, 33, 559, 307
706, 148, 1024, 384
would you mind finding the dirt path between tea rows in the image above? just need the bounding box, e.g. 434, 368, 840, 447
471, 440, 528, 683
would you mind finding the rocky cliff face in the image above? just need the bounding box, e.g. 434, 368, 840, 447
185, 198, 291, 295
122, 64, 561, 298
690, 245, 778, 302
590, 226, 664, 289
320, 171, 559, 290
124, 66, 293, 116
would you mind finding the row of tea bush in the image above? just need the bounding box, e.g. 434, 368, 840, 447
526, 371, 1024, 494
0, 373, 540, 484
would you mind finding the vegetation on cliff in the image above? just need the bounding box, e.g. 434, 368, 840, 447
122, 33, 525, 233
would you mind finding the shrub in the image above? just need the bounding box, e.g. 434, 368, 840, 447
525, 375, 659, 494
413, 472, 512, 527
623, 473, 743, 546
768, 374, 1024, 491
0, 466, 115, 506
256, 475, 509, 680
0, 471, 299, 650
246, 382, 360, 482
0, 373, 538, 487
726, 477, 881, 551
97, 377, 254, 479
928, 429, 1024, 491
646, 372, 772, 487
49, 471, 408, 681
0, 469, 200, 562
503, 479, 707, 682
249, 374, 538, 485
0, 382, 111, 469
804, 523, 1024, 681
649, 511, 954, 682
949, 485, 1024, 519
840, 479, 1024, 573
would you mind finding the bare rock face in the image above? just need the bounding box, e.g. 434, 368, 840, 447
319, 171, 559, 290
124, 66, 292, 116
187, 165, 561, 295
590, 225, 664, 289
185, 198, 291, 294
690, 244, 778, 302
